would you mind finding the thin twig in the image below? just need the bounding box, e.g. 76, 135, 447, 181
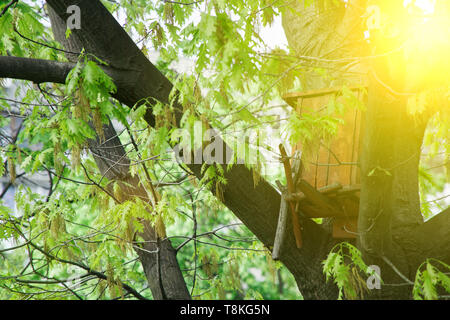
0, 0, 18, 18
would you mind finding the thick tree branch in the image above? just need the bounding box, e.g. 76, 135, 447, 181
403, 207, 450, 273
0, 56, 74, 84
86, 120, 191, 300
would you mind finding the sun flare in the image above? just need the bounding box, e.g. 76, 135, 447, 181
369, 0, 450, 91
405, 0, 435, 15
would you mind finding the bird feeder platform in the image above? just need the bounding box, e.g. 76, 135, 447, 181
280, 86, 367, 241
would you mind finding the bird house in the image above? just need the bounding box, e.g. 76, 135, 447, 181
282, 86, 367, 239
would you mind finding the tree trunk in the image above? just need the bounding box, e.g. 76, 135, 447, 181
357, 68, 450, 299
46, 4, 191, 300
86, 121, 191, 299
357, 73, 427, 298
282, 0, 450, 299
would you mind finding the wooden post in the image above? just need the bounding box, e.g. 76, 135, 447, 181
273, 150, 303, 259
279, 145, 303, 249
272, 182, 289, 260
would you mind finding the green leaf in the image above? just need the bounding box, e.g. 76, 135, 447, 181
237, 108, 261, 124
422, 270, 438, 300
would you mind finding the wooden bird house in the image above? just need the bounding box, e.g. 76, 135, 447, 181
281, 86, 367, 240
284, 86, 366, 190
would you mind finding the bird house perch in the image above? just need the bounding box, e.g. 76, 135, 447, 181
281, 86, 367, 240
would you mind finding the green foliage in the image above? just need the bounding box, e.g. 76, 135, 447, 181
323, 242, 379, 300
0, 1, 63, 60
324, 248, 450, 300
413, 259, 450, 300
418, 106, 449, 218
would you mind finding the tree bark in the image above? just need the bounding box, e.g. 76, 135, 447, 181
356, 73, 426, 298
357, 73, 450, 299
47, 3, 191, 300
0, 56, 75, 84
86, 121, 191, 300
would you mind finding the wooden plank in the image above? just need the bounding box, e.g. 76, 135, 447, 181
287, 183, 347, 201
286, 87, 366, 190
285, 182, 342, 201
284, 183, 360, 218
291, 150, 303, 189
336, 196, 360, 218
272, 189, 289, 260
332, 218, 358, 239
296, 179, 341, 217
339, 184, 361, 195
272, 151, 303, 259
279, 145, 303, 249
318, 182, 343, 194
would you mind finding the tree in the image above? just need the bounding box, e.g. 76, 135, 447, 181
0, 0, 448, 300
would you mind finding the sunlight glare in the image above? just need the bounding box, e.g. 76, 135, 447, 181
407, 0, 435, 15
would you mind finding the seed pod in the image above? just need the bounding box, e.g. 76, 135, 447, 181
71, 144, 81, 169
215, 181, 224, 202
7, 156, 15, 183
53, 140, 62, 175
163, 3, 174, 24
16, 146, 22, 164
217, 282, 226, 299
155, 215, 167, 238
92, 107, 105, 142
